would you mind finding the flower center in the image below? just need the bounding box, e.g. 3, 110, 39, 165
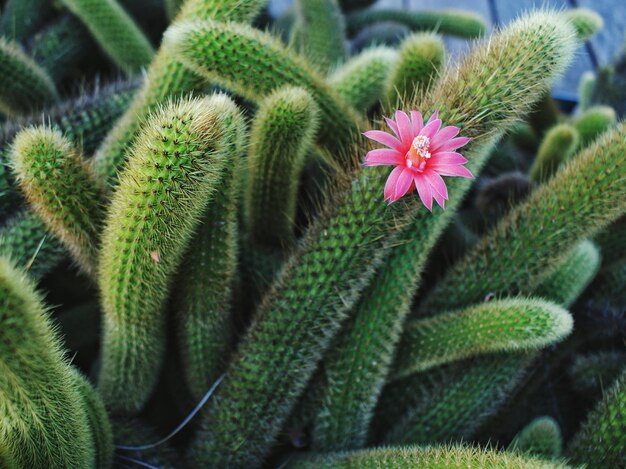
406, 135, 431, 171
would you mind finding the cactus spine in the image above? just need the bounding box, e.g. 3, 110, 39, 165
244, 87, 320, 248
177, 94, 245, 402
0, 257, 94, 467
509, 416, 563, 459
529, 123, 580, 181
167, 19, 360, 162
392, 298, 572, 379
0, 37, 58, 116
11, 127, 103, 278
310, 11, 577, 452
58, 0, 155, 74
328, 46, 397, 112
385, 33, 445, 105
97, 96, 232, 414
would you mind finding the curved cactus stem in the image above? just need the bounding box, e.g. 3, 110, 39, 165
529, 123, 580, 182
509, 416, 563, 459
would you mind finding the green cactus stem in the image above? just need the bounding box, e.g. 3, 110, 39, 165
97, 96, 232, 414
177, 94, 246, 402
385, 32, 445, 106
392, 298, 572, 379
92, 0, 267, 184
577, 71, 596, 112
288, 444, 570, 468
328, 46, 397, 113
11, 127, 104, 278
509, 417, 563, 459
529, 123, 580, 182
58, 0, 154, 74
292, 0, 347, 73
573, 105, 617, 147
244, 86, 319, 249
568, 368, 626, 468
0, 257, 93, 468
594, 215, 626, 261
310, 11, 577, 452
563, 8, 603, 42
569, 351, 626, 395
346, 9, 488, 39
533, 240, 600, 307
0, 37, 58, 116
166, 19, 360, 165
189, 11, 578, 465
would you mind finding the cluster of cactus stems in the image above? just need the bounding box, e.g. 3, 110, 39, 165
0, 1, 624, 468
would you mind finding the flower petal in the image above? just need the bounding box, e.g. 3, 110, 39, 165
395, 168, 414, 200
384, 165, 404, 201
395, 110, 413, 144
420, 119, 442, 140
430, 151, 469, 166
423, 170, 448, 200
414, 175, 433, 211
426, 110, 439, 124
384, 117, 400, 138
410, 111, 424, 134
432, 189, 446, 209
364, 148, 403, 166
363, 130, 404, 152
430, 125, 460, 151
432, 164, 474, 178
434, 136, 471, 152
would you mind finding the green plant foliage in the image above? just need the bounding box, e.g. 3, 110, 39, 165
573, 105, 617, 147
0, 37, 58, 116
529, 123, 580, 181
11, 127, 103, 278
346, 9, 488, 39
97, 96, 232, 414
578, 71, 596, 112
244, 86, 319, 248
569, 351, 626, 395
0, 0, 52, 43
568, 368, 626, 468
563, 8, 603, 42
0, 257, 94, 468
509, 416, 563, 459
392, 298, 572, 379
292, 0, 347, 73
328, 46, 398, 112
59, 0, 155, 74
289, 444, 571, 468
385, 32, 445, 106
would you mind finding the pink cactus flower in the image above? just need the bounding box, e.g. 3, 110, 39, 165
363, 110, 474, 210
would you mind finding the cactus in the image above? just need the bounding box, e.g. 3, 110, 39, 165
533, 240, 600, 307
346, 9, 488, 39
0, 257, 94, 467
529, 123, 580, 182
351, 21, 411, 52
0, 37, 58, 116
176, 94, 246, 402
568, 368, 626, 468
309, 11, 577, 452
112, 418, 180, 468
244, 87, 320, 249
328, 46, 398, 112
0, 211, 66, 279
165, 0, 184, 21
588, 259, 626, 306
166, 19, 361, 164
391, 298, 572, 379
563, 8, 603, 42
573, 105, 617, 147
97, 96, 232, 414
92, 0, 268, 183
58, 0, 155, 74
509, 416, 563, 459
385, 33, 445, 106
569, 351, 626, 395
11, 127, 104, 278
594, 215, 626, 261
578, 71, 596, 112
475, 172, 532, 222
0, 0, 53, 43
288, 444, 570, 468
292, 0, 347, 73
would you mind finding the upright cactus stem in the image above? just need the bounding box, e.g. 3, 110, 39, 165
97, 96, 232, 414
0, 37, 58, 116
58, 0, 155, 74
328, 46, 398, 113
11, 127, 104, 278
385, 33, 445, 106
392, 298, 572, 379
292, 0, 347, 73
509, 416, 563, 460
564, 8, 603, 42
0, 257, 94, 468
529, 123, 580, 181
166, 19, 361, 164
245, 87, 320, 249
574, 105, 617, 147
